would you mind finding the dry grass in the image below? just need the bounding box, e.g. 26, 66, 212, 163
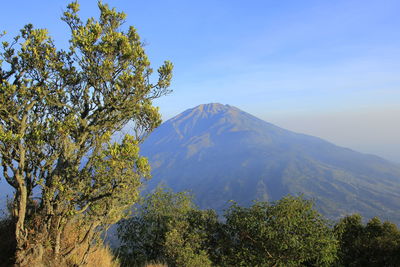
85, 245, 120, 267
64, 243, 119, 267
0, 216, 120, 267
62, 221, 119, 267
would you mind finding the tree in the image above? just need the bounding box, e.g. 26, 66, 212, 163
117, 187, 216, 267
0, 1, 173, 265
221, 196, 338, 267
334, 214, 400, 266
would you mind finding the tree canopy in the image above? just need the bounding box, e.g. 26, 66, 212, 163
0, 1, 172, 265
117, 187, 216, 267
221, 196, 338, 267
334, 214, 400, 266
118, 191, 339, 267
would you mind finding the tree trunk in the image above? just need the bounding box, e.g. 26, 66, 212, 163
54, 228, 61, 260
53, 216, 65, 262
14, 174, 28, 266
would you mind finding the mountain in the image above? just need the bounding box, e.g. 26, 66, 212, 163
141, 103, 400, 222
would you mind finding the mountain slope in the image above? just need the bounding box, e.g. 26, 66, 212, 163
141, 103, 400, 222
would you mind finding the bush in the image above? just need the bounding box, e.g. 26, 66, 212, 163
220, 196, 338, 266
334, 214, 400, 266
117, 187, 216, 267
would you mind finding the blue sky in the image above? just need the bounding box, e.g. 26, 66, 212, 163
1, 0, 400, 162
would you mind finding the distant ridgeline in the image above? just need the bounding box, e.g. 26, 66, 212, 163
141, 103, 400, 223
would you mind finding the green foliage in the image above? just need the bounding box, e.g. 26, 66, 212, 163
0, 1, 172, 264
118, 190, 340, 267
334, 214, 400, 266
117, 187, 216, 267
221, 196, 338, 267
117, 188, 400, 267
164, 224, 212, 267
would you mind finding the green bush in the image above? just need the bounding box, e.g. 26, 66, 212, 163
334, 214, 400, 266
220, 196, 338, 267
117, 187, 216, 267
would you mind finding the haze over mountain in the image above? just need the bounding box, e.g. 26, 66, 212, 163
141, 103, 400, 223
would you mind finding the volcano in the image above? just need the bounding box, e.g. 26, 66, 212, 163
141, 103, 400, 222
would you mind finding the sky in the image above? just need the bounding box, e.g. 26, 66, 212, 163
0, 0, 399, 162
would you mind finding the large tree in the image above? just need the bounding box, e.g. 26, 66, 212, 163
0, 1, 172, 265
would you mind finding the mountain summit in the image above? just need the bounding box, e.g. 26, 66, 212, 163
141, 103, 400, 222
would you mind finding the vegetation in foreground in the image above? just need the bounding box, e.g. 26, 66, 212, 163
2, 187, 400, 266
116, 187, 400, 267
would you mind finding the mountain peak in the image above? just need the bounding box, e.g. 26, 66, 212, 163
193, 103, 232, 114
165, 103, 284, 140
170, 103, 236, 124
